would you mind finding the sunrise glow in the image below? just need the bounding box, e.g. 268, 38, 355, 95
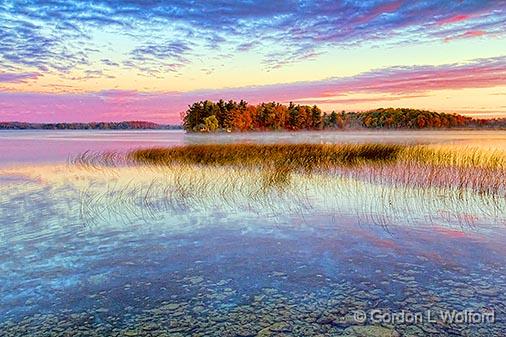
1, 1, 505, 123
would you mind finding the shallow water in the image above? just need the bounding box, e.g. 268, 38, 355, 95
0, 130, 505, 336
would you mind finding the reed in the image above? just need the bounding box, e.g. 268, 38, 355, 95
126, 143, 506, 196
8, 148, 504, 229
128, 143, 403, 170
399, 145, 505, 170
65, 163, 504, 228
72, 143, 506, 196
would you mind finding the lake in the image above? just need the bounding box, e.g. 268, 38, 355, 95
1, 129, 506, 166
0, 130, 505, 337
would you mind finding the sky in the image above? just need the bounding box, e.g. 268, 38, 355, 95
0, 0, 505, 123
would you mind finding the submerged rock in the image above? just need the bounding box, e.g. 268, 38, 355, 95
403, 326, 425, 337
256, 322, 292, 336
341, 325, 399, 337
269, 322, 291, 332
188, 276, 204, 284
475, 287, 499, 297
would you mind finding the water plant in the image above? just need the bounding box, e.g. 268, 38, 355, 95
128, 143, 404, 169
124, 143, 505, 196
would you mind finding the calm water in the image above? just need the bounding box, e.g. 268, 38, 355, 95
1, 129, 506, 166
0, 130, 505, 336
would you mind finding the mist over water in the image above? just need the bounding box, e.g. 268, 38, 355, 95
1, 129, 505, 166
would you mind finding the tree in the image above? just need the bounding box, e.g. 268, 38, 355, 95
311, 105, 323, 129
204, 115, 219, 132
180, 101, 482, 132
287, 102, 300, 130
416, 116, 427, 128
229, 106, 253, 131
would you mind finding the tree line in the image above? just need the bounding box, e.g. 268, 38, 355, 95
182, 100, 505, 132
0, 121, 182, 130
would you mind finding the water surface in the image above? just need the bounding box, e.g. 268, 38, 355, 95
0, 130, 505, 336
1, 129, 505, 166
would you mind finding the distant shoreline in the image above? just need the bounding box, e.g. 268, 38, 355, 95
0, 121, 182, 130
1, 124, 505, 132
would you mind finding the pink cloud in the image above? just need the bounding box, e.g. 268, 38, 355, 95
1, 56, 505, 123
292, 94, 429, 105
437, 14, 471, 26
462, 30, 487, 38
444, 29, 486, 42
353, 0, 404, 25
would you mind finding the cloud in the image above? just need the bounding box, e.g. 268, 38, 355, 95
437, 14, 471, 26
127, 40, 193, 75
205, 56, 506, 101
0, 72, 40, 83
444, 30, 487, 42
352, 0, 405, 25
101, 59, 119, 67
262, 45, 323, 71
0, 0, 504, 74
292, 94, 430, 105
0, 8, 90, 73
1, 56, 505, 123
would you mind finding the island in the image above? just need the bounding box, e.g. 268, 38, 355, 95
182, 100, 506, 132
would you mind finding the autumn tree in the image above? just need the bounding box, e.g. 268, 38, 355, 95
181, 102, 480, 132
203, 115, 219, 132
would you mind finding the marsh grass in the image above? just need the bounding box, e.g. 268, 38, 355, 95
399, 145, 505, 170
128, 143, 505, 170
66, 142, 506, 227
122, 143, 506, 196
4, 155, 503, 230
128, 143, 403, 170
69, 164, 504, 229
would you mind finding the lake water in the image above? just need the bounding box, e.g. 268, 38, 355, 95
1, 129, 506, 166
0, 130, 505, 336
